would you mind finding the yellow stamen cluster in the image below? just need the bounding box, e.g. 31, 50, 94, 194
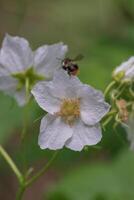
56, 98, 80, 126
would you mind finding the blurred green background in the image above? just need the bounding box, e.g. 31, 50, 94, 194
0, 0, 134, 199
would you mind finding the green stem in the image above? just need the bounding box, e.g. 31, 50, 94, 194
0, 145, 23, 183
115, 83, 126, 99
25, 77, 30, 104
102, 115, 113, 128
105, 109, 117, 117
21, 105, 29, 141
129, 85, 134, 98
26, 151, 59, 187
15, 151, 58, 200
21, 77, 32, 141
102, 109, 117, 129
16, 182, 26, 200
20, 79, 31, 174
21, 78, 30, 141
15, 78, 31, 199
110, 82, 125, 102
21, 101, 31, 175
104, 81, 116, 97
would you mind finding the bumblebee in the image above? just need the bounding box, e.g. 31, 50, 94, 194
62, 54, 83, 76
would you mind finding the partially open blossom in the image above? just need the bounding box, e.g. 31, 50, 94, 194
113, 57, 134, 82
0, 34, 68, 106
32, 70, 110, 151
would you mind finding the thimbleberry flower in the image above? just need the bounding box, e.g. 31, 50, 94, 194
0, 34, 68, 106
113, 57, 134, 82
32, 70, 110, 151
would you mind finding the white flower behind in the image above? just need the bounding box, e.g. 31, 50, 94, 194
32, 70, 110, 151
0, 34, 68, 106
113, 57, 134, 82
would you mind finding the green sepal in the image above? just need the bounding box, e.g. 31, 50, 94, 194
12, 67, 45, 91
113, 71, 125, 82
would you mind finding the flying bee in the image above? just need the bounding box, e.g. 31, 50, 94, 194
61, 54, 84, 76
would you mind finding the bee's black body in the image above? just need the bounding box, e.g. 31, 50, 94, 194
62, 58, 79, 76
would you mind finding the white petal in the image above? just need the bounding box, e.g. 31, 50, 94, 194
0, 75, 27, 106
65, 120, 102, 151
14, 89, 27, 106
0, 75, 17, 91
31, 70, 83, 113
31, 81, 61, 114
126, 66, 134, 79
78, 84, 110, 125
34, 42, 68, 79
0, 63, 11, 76
0, 34, 33, 74
44, 69, 83, 99
38, 114, 73, 150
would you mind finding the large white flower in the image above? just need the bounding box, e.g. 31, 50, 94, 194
31, 70, 110, 151
113, 57, 134, 82
0, 34, 68, 106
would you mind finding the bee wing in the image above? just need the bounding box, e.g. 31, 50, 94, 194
72, 54, 84, 61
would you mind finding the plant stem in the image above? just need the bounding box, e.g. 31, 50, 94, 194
0, 145, 23, 183
26, 151, 59, 187
114, 82, 126, 99
129, 85, 134, 98
104, 81, 116, 97
21, 105, 29, 141
21, 102, 32, 176
20, 77, 31, 171
21, 78, 30, 141
15, 151, 58, 200
105, 109, 117, 117
102, 115, 113, 128
25, 77, 30, 104
16, 183, 26, 200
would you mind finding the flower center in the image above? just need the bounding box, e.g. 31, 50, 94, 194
56, 98, 80, 126
12, 67, 45, 91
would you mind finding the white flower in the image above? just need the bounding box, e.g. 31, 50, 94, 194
0, 34, 68, 106
31, 70, 110, 151
113, 57, 134, 82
